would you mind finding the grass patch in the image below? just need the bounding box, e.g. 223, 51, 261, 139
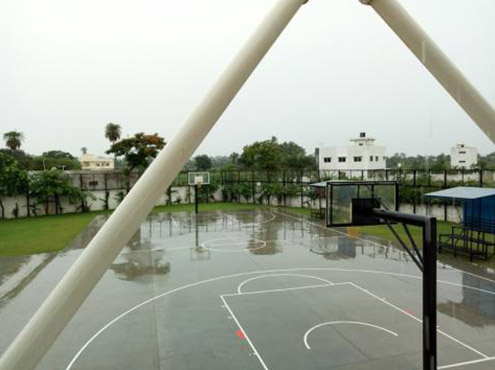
0, 211, 110, 256
0, 202, 267, 256
355, 221, 454, 248
282, 206, 312, 217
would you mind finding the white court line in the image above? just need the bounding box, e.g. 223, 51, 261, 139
438, 356, 495, 369
348, 282, 490, 360
224, 211, 276, 228
220, 295, 270, 370
274, 210, 495, 285
66, 267, 495, 369
201, 236, 267, 252
230, 278, 489, 366
223, 283, 340, 298
236, 273, 333, 294
303, 321, 398, 350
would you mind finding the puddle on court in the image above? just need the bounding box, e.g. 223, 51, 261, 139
1, 210, 495, 369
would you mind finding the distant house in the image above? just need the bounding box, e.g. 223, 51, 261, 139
316, 132, 386, 172
451, 144, 477, 169
79, 153, 114, 171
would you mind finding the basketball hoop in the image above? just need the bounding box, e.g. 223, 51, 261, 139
188, 172, 210, 214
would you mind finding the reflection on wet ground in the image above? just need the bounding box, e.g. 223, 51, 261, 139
0, 210, 495, 369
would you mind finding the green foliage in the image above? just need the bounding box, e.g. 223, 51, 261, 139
107, 132, 165, 173
41, 150, 76, 159
280, 141, 316, 170
239, 137, 315, 171
0, 153, 29, 218
198, 176, 220, 202
0, 149, 80, 170
114, 191, 126, 205
387, 152, 451, 170
3, 131, 24, 151
239, 137, 284, 171
29, 153, 81, 171
194, 154, 212, 171
259, 183, 284, 204
105, 123, 122, 143
29, 170, 95, 215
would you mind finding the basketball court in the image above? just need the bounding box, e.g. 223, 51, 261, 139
2, 209, 495, 369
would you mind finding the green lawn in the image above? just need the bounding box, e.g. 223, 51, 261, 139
356, 221, 454, 249
0, 203, 267, 257
0, 201, 462, 257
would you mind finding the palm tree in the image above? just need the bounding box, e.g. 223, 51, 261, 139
3, 131, 25, 150
105, 123, 122, 144
81, 147, 88, 155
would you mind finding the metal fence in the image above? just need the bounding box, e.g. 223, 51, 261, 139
5, 168, 495, 219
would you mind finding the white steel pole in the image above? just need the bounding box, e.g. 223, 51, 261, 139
360, 0, 495, 143
0, 1, 308, 369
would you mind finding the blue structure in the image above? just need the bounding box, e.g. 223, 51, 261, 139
425, 187, 495, 233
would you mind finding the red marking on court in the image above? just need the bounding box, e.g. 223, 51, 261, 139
405, 309, 414, 315
235, 330, 246, 340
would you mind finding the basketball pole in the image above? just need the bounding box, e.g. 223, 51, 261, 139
195, 185, 199, 214
359, 0, 495, 143
0, 1, 308, 369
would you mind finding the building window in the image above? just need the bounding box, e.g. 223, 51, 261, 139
354, 156, 362, 162
459, 151, 466, 154
459, 160, 466, 163
383, 157, 386, 161
338, 157, 346, 163
324, 157, 331, 163
370, 156, 373, 162
376, 156, 379, 161
359, 143, 363, 146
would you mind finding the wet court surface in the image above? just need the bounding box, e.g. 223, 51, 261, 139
1, 210, 495, 370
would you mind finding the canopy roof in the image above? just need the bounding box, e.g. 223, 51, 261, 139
424, 187, 495, 200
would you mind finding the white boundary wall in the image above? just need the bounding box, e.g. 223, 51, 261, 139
0, 185, 462, 223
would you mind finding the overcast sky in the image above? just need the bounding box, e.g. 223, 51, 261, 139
1, 0, 494, 158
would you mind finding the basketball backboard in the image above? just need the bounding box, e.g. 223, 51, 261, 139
187, 172, 210, 187
324, 181, 399, 227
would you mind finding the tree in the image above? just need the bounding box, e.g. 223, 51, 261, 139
0, 153, 28, 218
0, 149, 31, 169
31, 152, 81, 171
106, 132, 166, 191
280, 141, 315, 170
239, 137, 284, 171
210, 155, 231, 169
42, 150, 77, 159
229, 152, 240, 164
81, 147, 88, 155
104, 123, 122, 144
29, 170, 94, 215
3, 131, 24, 151
194, 154, 212, 171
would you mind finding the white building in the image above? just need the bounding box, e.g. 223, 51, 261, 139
316, 132, 386, 172
79, 153, 115, 171
451, 144, 478, 169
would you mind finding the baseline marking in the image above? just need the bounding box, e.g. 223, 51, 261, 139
303, 321, 398, 350
438, 356, 495, 369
